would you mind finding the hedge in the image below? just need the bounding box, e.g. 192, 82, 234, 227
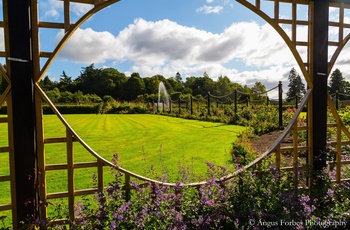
0, 104, 102, 115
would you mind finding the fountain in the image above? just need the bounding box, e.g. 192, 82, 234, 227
158, 81, 170, 108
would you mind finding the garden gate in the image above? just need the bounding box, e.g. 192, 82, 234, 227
0, 0, 350, 228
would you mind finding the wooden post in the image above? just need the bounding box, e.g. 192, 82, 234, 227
207, 92, 211, 116
7, 0, 38, 226
278, 81, 283, 129
311, 0, 328, 179
234, 89, 237, 114
190, 96, 193, 115
336, 90, 339, 110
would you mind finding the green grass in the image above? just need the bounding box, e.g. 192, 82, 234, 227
59, 114, 245, 181
0, 114, 245, 218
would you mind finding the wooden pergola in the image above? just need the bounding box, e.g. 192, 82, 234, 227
1, 0, 350, 228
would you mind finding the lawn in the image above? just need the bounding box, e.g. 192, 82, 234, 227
56, 114, 245, 181
0, 114, 246, 203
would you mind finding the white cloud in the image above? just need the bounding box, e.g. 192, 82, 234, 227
39, 0, 92, 20
39, 0, 62, 19
196, 5, 224, 14
71, 2, 93, 17
57, 28, 120, 64
57, 18, 298, 93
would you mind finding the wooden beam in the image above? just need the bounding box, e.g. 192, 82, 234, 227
7, 0, 38, 226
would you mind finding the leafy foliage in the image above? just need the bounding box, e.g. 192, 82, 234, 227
35, 153, 350, 229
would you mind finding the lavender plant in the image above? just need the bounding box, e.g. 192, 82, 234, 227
69, 157, 349, 229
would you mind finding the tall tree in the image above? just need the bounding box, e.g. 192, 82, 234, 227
328, 68, 349, 99
250, 81, 267, 101
39, 76, 57, 91
286, 68, 306, 102
122, 72, 145, 101
214, 76, 232, 96
59, 71, 72, 92
175, 72, 182, 82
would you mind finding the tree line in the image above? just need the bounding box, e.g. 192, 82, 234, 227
0, 64, 269, 104
0, 64, 348, 104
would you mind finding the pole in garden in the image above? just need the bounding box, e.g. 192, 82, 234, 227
311, 0, 329, 188
207, 92, 211, 116
190, 96, 193, 115
266, 96, 269, 106
336, 91, 339, 110
278, 81, 283, 129
234, 89, 237, 114
7, 0, 38, 226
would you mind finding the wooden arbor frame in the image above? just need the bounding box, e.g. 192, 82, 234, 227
0, 0, 350, 228
237, 0, 350, 186
0, 0, 122, 227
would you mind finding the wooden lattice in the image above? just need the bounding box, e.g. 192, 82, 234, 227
1, 0, 350, 228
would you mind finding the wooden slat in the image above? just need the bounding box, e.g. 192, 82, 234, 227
336, 122, 342, 182
39, 52, 53, 59
45, 162, 101, 171
276, 19, 309, 25
295, 41, 309, 46
0, 117, 8, 123
67, 129, 74, 222
44, 137, 78, 143
46, 188, 99, 199
45, 164, 67, 171
0, 175, 11, 182
0, 204, 12, 211
275, 144, 281, 169
280, 146, 308, 152
70, 0, 94, 3
97, 161, 104, 191
38, 22, 65, 29
74, 188, 99, 196
0, 146, 10, 153
328, 41, 340, 46
46, 191, 69, 199
74, 161, 99, 168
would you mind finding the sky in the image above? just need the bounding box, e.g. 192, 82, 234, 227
2, 0, 350, 98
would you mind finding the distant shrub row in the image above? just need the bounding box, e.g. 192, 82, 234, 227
0, 104, 102, 115
0, 103, 151, 115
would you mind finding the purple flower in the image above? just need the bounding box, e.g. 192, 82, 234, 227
205, 199, 215, 207
326, 188, 334, 198
110, 221, 116, 229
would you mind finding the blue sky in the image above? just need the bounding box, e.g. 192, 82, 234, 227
2, 0, 350, 98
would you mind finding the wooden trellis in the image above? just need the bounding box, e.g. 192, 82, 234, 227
0, 0, 350, 228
